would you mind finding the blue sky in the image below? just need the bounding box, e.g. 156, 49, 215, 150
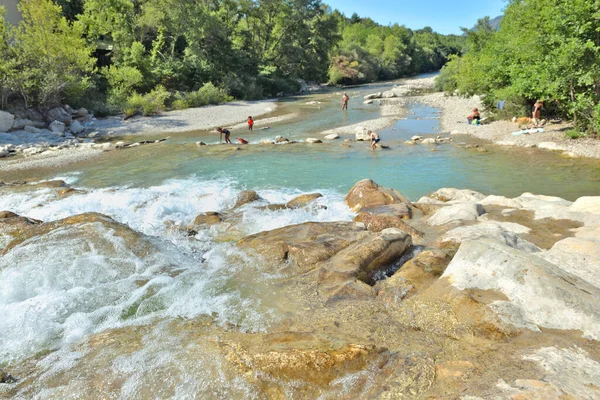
324, 0, 507, 35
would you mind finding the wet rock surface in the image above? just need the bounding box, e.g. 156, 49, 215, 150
2, 180, 600, 399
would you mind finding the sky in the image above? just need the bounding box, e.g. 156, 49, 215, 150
324, 0, 506, 35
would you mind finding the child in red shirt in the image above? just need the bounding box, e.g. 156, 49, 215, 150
248, 116, 254, 131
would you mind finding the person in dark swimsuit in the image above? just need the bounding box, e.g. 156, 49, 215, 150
368, 130, 380, 151
216, 127, 232, 144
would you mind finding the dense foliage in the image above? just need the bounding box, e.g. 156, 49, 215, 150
437, 0, 600, 135
0, 0, 465, 115
329, 14, 464, 84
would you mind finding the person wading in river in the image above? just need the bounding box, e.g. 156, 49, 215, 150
342, 92, 349, 111
216, 127, 232, 144
368, 130, 380, 151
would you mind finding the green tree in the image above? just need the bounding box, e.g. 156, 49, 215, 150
12, 0, 95, 107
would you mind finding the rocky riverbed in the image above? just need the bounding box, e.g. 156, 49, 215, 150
1, 178, 599, 399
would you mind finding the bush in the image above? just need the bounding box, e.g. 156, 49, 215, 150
123, 85, 170, 117
564, 129, 586, 140
181, 83, 232, 108
171, 98, 189, 110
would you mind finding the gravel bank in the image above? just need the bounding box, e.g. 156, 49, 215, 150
1, 148, 103, 172
94, 100, 279, 136
418, 91, 600, 159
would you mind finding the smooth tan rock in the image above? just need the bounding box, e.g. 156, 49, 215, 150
2, 213, 152, 256
345, 179, 412, 213
430, 188, 486, 203
234, 190, 261, 208
427, 202, 485, 226
238, 222, 369, 272
286, 193, 322, 209
570, 196, 600, 215
317, 228, 412, 286
193, 212, 223, 226
32, 180, 68, 188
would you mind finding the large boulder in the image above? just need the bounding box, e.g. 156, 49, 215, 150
234, 190, 261, 208
442, 238, 600, 340
238, 222, 369, 273
316, 228, 412, 289
70, 120, 84, 135
286, 193, 322, 209
2, 213, 152, 257
49, 120, 66, 134
345, 179, 412, 213
569, 196, 600, 215
439, 221, 539, 252
480, 195, 523, 209
0, 211, 43, 251
430, 188, 486, 203
0, 110, 15, 132
46, 107, 72, 125
26, 108, 44, 122
427, 202, 485, 226
540, 230, 600, 288
74, 107, 88, 118
355, 127, 370, 141
354, 212, 423, 238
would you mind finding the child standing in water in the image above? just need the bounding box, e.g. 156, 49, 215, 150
216, 127, 232, 144
247, 116, 254, 131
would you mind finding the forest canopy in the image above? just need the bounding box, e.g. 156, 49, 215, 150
0, 0, 465, 116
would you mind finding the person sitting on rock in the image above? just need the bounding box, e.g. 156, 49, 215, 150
368, 130, 380, 151
216, 127, 232, 144
467, 108, 481, 125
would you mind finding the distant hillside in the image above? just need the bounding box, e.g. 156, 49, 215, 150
488, 15, 503, 30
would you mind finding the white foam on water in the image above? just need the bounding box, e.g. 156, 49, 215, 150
0, 175, 353, 366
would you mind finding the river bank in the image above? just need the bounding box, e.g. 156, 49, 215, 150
417, 86, 600, 159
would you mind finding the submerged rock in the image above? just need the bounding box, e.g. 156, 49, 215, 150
234, 190, 261, 208
305, 138, 322, 143
345, 179, 412, 213
324, 134, 339, 140
2, 212, 153, 257
285, 193, 322, 209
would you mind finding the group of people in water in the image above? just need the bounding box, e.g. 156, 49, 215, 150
215, 93, 385, 150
